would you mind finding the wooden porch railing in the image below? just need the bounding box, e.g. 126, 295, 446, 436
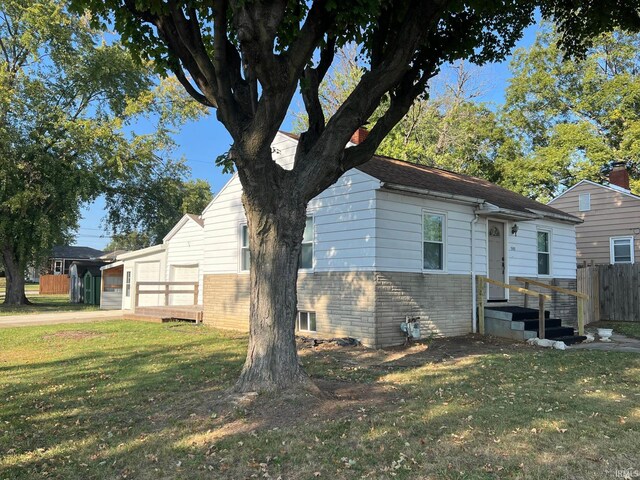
134, 281, 199, 308
477, 276, 552, 338
514, 277, 588, 336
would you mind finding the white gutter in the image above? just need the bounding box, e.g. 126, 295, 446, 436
116, 243, 166, 261
527, 208, 583, 225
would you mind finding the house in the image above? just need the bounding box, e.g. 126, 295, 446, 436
47, 246, 106, 276
548, 162, 640, 266
104, 131, 582, 346
99, 214, 204, 312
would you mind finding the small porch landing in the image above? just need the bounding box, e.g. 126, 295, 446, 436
129, 305, 204, 323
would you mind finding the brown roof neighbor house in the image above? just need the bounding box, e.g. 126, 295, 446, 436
548, 162, 640, 265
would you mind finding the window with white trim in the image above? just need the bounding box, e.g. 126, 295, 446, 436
537, 230, 550, 275
610, 236, 634, 264
579, 193, 591, 212
240, 224, 250, 271
54, 260, 63, 275
297, 311, 317, 332
300, 216, 313, 270
423, 212, 444, 271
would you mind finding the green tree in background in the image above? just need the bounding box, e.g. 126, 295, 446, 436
105, 166, 212, 250
500, 26, 640, 200
0, 0, 204, 304
296, 50, 514, 182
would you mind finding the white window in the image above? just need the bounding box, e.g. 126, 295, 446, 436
300, 216, 314, 270
240, 224, 250, 271
297, 311, 317, 332
54, 260, 63, 275
610, 236, 634, 264
423, 212, 445, 271
125, 271, 131, 297
579, 193, 591, 212
537, 231, 551, 275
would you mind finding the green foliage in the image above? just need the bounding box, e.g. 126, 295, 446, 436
105, 164, 212, 245
0, 0, 207, 294
500, 26, 640, 200
103, 231, 152, 252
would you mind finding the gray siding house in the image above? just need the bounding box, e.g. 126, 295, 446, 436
548, 163, 640, 266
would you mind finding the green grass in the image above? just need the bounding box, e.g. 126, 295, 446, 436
0, 322, 639, 480
0, 295, 99, 316
591, 321, 640, 339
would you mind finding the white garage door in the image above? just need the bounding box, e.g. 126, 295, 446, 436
170, 265, 199, 305
136, 261, 161, 306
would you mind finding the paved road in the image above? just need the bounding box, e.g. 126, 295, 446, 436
0, 310, 124, 328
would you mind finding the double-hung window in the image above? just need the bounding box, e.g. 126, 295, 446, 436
423, 212, 444, 271
240, 224, 250, 271
537, 230, 550, 275
300, 216, 314, 270
125, 271, 132, 297
610, 236, 634, 264
240, 216, 313, 271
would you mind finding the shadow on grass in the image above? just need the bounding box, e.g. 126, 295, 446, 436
1, 324, 639, 480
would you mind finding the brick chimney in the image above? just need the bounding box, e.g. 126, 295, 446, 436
609, 161, 630, 190
350, 127, 369, 145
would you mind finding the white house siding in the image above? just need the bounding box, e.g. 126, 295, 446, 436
202, 133, 380, 275
507, 219, 577, 279
375, 189, 487, 275
166, 220, 204, 304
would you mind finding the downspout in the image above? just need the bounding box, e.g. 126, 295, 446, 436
471, 213, 480, 333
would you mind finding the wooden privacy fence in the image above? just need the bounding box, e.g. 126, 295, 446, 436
578, 264, 640, 322
577, 265, 600, 324
39, 274, 69, 295
134, 281, 199, 308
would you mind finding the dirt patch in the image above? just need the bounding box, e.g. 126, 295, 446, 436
192, 334, 531, 439
43, 330, 102, 340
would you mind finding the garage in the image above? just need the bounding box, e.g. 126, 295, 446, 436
135, 261, 161, 306
169, 264, 199, 305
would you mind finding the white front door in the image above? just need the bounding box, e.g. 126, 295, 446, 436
488, 220, 506, 300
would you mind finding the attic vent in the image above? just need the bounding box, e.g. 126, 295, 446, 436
579, 193, 591, 212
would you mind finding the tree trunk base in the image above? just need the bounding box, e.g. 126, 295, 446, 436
234, 364, 315, 394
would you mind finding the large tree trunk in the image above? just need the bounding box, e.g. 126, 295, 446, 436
2, 245, 30, 305
234, 193, 311, 392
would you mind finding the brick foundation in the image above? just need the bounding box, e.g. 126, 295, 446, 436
203, 271, 474, 347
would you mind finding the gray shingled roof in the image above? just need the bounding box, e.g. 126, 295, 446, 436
51, 246, 105, 260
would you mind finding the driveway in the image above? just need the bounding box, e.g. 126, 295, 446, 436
0, 310, 124, 328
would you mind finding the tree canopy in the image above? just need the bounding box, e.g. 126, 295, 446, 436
72, 0, 640, 392
0, 0, 205, 303
499, 25, 640, 200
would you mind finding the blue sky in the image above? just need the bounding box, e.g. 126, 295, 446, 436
74, 21, 540, 250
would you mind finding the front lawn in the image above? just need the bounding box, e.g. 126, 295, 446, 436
0, 295, 99, 316
0, 322, 638, 479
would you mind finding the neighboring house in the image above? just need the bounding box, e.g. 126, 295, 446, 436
100, 214, 205, 310
105, 131, 581, 347
548, 162, 640, 266
47, 246, 105, 276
